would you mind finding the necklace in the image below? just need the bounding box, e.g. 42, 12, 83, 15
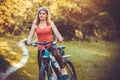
39, 23, 46, 29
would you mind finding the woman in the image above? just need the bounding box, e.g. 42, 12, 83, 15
26, 6, 68, 77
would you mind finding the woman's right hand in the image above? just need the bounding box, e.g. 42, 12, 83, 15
25, 40, 32, 46
27, 40, 32, 46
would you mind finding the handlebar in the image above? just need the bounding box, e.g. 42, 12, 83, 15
32, 41, 57, 47
25, 40, 58, 47
35, 41, 56, 45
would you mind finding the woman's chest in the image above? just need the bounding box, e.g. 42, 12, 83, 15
36, 26, 51, 34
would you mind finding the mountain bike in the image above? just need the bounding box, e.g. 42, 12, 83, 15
26, 40, 77, 80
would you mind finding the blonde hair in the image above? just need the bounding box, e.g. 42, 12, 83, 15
33, 6, 51, 26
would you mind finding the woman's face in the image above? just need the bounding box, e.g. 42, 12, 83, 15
39, 10, 48, 21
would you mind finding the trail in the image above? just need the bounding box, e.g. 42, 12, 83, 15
0, 39, 29, 80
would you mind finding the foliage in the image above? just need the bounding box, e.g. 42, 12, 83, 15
0, 35, 23, 72
0, 0, 26, 35
0, 54, 10, 72
0, 0, 119, 41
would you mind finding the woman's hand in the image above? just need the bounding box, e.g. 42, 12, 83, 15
27, 40, 32, 45
59, 38, 64, 43
25, 40, 32, 46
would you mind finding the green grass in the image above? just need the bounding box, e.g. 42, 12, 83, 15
0, 34, 27, 72
5, 40, 120, 80
0, 34, 26, 66
60, 41, 120, 80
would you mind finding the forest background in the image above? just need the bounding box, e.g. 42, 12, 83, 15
0, 0, 120, 80
0, 0, 120, 41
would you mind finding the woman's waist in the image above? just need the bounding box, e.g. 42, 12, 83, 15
37, 40, 53, 50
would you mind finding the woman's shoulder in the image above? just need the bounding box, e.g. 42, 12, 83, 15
31, 23, 37, 30
50, 20, 54, 24
50, 20, 55, 27
32, 19, 38, 29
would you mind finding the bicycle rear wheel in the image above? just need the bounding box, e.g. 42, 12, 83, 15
39, 64, 52, 80
64, 60, 77, 80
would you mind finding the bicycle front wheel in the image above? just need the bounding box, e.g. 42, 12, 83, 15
64, 60, 77, 80
39, 64, 52, 80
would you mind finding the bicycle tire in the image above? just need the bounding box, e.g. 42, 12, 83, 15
39, 64, 52, 80
64, 59, 77, 80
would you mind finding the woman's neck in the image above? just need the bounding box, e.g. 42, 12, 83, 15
40, 20, 46, 24
39, 21, 47, 28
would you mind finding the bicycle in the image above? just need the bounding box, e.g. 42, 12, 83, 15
26, 40, 77, 80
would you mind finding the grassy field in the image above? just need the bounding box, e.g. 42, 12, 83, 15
0, 34, 25, 72
1, 35, 120, 80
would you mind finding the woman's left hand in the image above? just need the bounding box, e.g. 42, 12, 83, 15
59, 38, 64, 43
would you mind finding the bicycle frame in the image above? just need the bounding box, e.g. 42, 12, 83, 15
26, 40, 74, 80
36, 41, 65, 80
42, 48, 66, 80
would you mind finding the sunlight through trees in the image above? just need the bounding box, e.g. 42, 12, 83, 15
0, 0, 119, 41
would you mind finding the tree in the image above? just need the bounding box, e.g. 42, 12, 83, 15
0, 0, 26, 35
0, 0, 118, 41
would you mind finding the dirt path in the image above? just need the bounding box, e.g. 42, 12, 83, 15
0, 39, 29, 80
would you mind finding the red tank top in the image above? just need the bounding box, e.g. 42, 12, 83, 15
35, 25, 53, 50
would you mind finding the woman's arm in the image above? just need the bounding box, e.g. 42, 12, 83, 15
51, 21, 63, 42
27, 23, 36, 45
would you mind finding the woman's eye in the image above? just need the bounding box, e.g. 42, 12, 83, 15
43, 13, 45, 15
39, 13, 45, 15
